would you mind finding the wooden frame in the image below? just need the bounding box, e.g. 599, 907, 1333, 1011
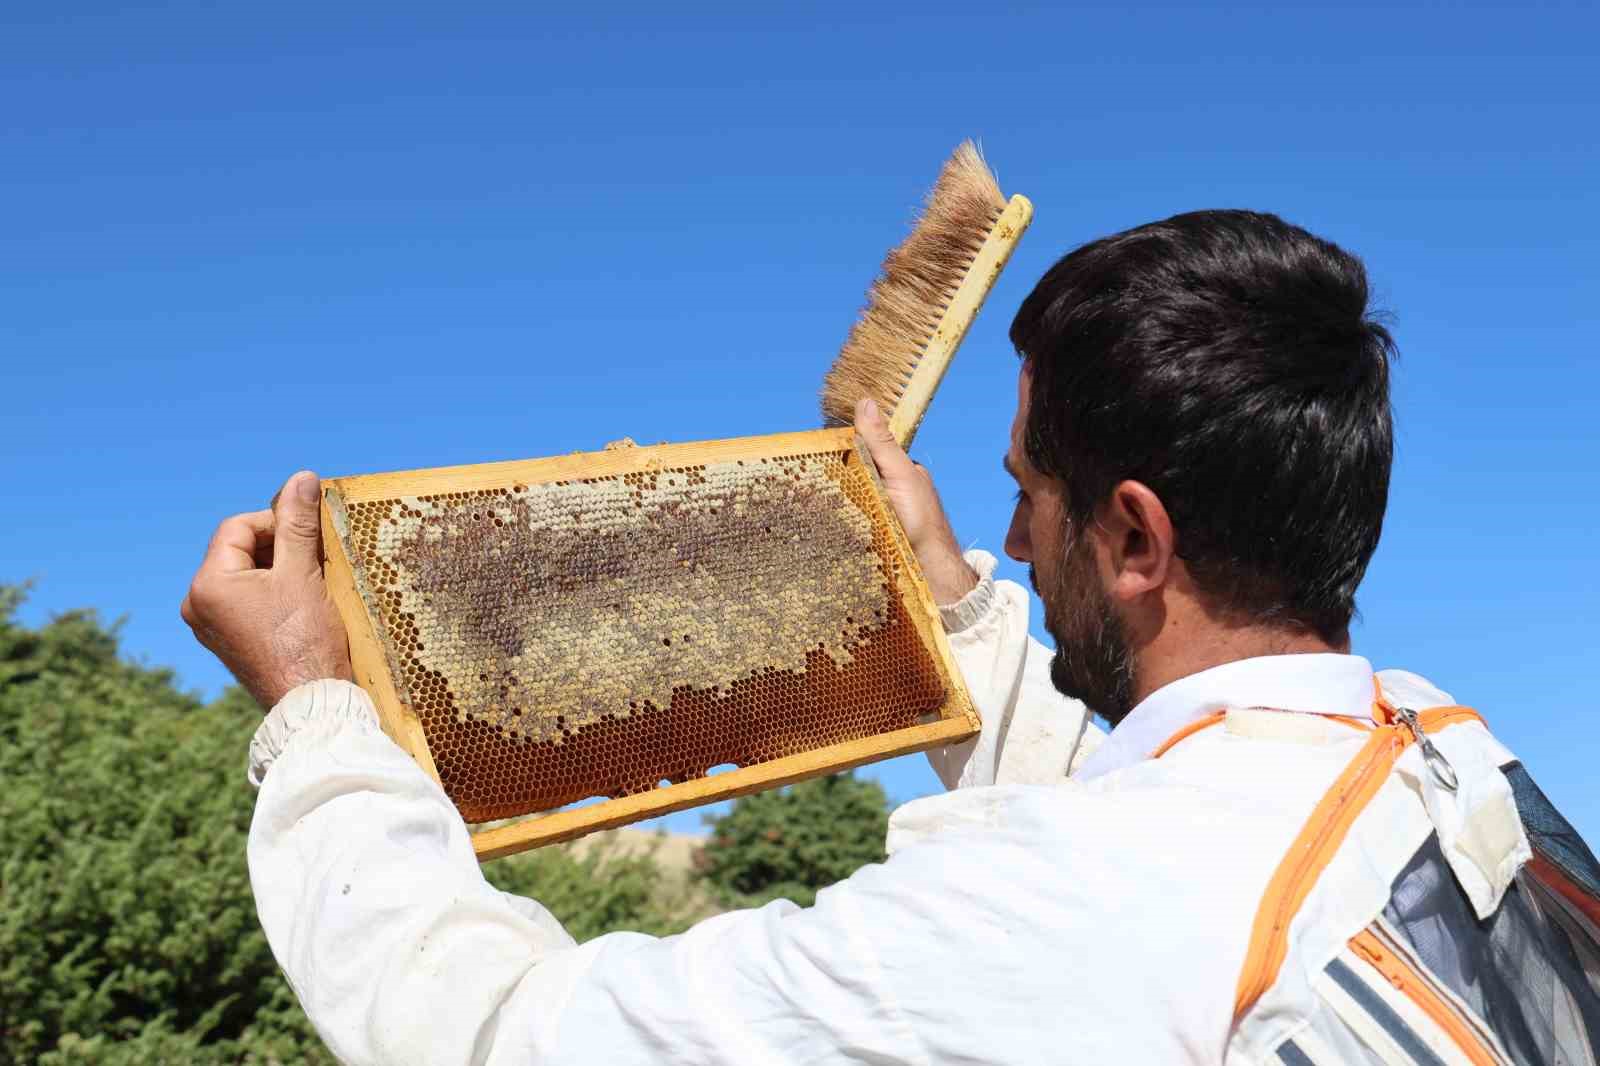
321, 426, 979, 860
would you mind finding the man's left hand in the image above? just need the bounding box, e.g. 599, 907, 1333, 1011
181, 471, 353, 710
854, 398, 979, 606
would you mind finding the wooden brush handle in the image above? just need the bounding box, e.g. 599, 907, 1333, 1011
890, 193, 1035, 447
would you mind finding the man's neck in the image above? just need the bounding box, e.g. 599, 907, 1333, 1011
1131, 619, 1345, 712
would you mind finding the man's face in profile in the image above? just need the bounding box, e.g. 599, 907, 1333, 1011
1005, 367, 1136, 725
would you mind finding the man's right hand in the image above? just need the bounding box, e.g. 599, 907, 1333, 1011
854, 398, 980, 607
181, 471, 354, 710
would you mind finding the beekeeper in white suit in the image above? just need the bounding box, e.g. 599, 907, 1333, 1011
184, 209, 1600, 1065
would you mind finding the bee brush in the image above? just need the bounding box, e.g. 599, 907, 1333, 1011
820, 142, 1034, 447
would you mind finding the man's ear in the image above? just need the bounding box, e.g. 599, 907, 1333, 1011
1096, 480, 1175, 603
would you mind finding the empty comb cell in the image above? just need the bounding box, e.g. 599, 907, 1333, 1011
321, 427, 978, 859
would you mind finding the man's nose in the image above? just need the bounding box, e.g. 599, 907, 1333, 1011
1004, 514, 1030, 563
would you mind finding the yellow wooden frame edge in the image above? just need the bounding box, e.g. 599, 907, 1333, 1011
471, 714, 974, 860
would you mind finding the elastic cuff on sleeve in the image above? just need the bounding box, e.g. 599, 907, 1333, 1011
939, 549, 1001, 634
247, 679, 382, 788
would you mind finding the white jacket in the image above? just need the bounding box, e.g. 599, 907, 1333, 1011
246, 552, 1524, 1064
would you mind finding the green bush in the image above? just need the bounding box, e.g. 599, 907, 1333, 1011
0, 589, 683, 1063
696, 773, 890, 908
0, 587, 326, 1066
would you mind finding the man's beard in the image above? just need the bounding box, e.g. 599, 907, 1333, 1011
1031, 526, 1138, 727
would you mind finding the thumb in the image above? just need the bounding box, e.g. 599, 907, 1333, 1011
272, 471, 324, 575
854, 398, 917, 481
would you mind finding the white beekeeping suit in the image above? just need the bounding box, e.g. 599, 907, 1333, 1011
246, 549, 1600, 1065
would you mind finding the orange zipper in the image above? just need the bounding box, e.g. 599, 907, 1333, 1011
1150, 699, 1490, 1023
1151, 709, 1375, 761
1149, 710, 1227, 758
1233, 724, 1409, 1016
1417, 706, 1484, 732
1349, 927, 1500, 1065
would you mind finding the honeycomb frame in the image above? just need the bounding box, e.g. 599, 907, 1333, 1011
320, 426, 979, 861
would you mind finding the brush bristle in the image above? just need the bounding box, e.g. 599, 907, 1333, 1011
820, 142, 1006, 428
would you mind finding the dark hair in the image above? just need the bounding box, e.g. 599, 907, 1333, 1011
1010, 210, 1394, 643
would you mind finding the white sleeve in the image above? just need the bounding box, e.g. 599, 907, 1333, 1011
247, 681, 1169, 1065
247, 681, 580, 1064
925, 550, 1103, 790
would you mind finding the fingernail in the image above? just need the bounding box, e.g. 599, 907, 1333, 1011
296, 472, 319, 503
863, 399, 879, 419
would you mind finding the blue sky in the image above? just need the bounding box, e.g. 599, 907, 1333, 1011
5, 2, 1596, 838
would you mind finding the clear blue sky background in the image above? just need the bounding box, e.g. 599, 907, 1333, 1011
5, 3, 1596, 838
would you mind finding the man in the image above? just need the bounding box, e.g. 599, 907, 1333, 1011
184, 210, 1600, 1064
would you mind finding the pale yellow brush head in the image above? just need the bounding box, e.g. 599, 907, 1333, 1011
820, 142, 1008, 433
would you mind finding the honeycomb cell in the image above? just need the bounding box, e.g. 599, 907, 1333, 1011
337, 447, 947, 824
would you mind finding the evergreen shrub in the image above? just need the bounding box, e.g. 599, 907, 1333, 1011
0, 589, 680, 1064
696, 772, 891, 908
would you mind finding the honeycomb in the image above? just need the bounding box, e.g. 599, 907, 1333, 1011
334, 446, 947, 824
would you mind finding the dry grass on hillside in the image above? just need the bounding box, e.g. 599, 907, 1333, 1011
564, 828, 723, 925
